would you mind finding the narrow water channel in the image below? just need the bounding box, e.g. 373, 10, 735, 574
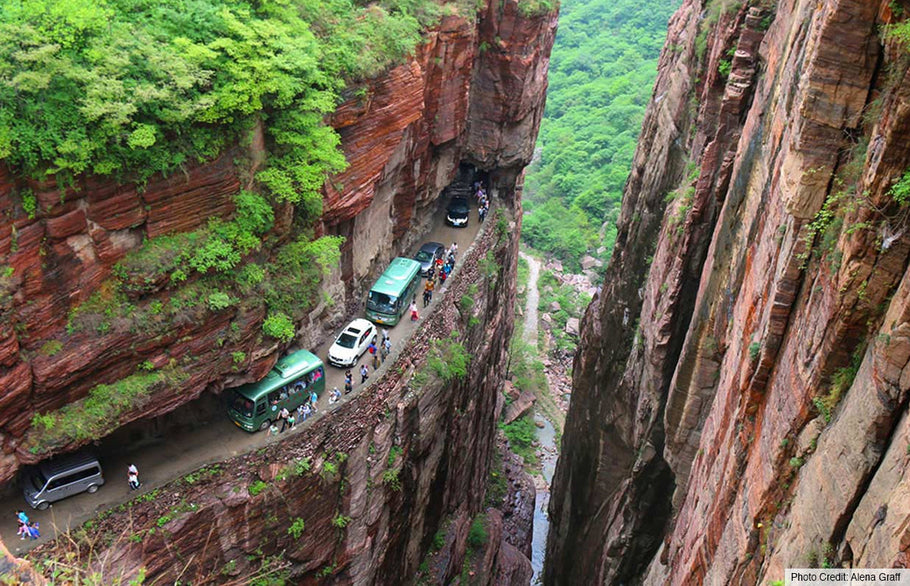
531, 412, 557, 582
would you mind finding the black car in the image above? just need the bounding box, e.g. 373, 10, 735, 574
445, 197, 470, 227
414, 242, 445, 276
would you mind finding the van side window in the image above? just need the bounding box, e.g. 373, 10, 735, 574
256, 400, 266, 415
48, 466, 100, 490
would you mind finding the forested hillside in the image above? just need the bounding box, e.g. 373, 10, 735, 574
522, 0, 678, 270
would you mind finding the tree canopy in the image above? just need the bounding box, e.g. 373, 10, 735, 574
0, 0, 443, 218
522, 0, 678, 271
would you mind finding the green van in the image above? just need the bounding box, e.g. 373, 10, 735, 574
228, 350, 325, 432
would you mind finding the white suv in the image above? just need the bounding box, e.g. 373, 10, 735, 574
328, 319, 376, 367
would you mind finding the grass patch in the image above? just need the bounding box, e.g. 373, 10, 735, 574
428, 332, 471, 381
500, 413, 538, 467
26, 366, 187, 455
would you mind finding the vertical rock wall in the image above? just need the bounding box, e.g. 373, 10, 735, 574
547, 0, 910, 584
0, 0, 556, 485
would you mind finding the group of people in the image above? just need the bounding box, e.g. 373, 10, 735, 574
268, 388, 321, 436
422, 242, 459, 308
15, 510, 39, 540
342, 329, 392, 394
474, 181, 490, 222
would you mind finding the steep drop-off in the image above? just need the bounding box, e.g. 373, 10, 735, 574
547, 0, 910, 583
0, 0, 557, 582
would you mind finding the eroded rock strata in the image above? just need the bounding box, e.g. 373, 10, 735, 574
0, 0, 556, 582
547, 0, 910, 584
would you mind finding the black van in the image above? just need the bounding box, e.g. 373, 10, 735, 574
23, 452, 104, 510
445, 197, 470, 227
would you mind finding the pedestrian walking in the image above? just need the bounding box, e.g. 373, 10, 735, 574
449, 242, 458, 258
25, 522, 39, 540
367, 340, 377, 356
330, 387, 341, 404
16, 511, 29, 540
381, 337, 391, 360
423, 280, 434, 307
267, 422, 279, 436
372, 351, 381, 369
128, 464, 139, 486
128, 469, 140, 491
279, 407, 291, 432
381, 328, 389, 344
287, 412, 296, 429
479, 204, 487, 222
310, 390, 319, 412
302, 403, 312, 421
360, 363, 369, 384
410, 300, 419, 321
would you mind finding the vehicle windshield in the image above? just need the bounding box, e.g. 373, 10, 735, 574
335, 333, 358, 349
368, 291, 397, 314
32, 471, 47, 491
415, 250, 433, 263
231, 392, 255, 418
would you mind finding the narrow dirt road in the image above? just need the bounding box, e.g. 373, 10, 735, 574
519, 251, 540, 345
1, 206, 485, 555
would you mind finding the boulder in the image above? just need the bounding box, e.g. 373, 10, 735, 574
581, 255, 597, 270
549, 301, 561, 312
502, 390, 535, 424
565, 318, 580, 336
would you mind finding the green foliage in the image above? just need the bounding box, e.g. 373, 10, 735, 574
262, 311, 295, 342
517, 0, 556, 16
467, 515, 488, 549
287, 517, 306, 539
207, 290, 234, 312
500, 414, 538, 467
20, 189, 36, 219
813, 347, 863, 424
537, 269, 592, 352
748, 341, 761, 361
718, 58, 732, 79
522, 0, 678, 268
261, 235, 344, 317
232, 351, 246, 364
0, 0, 440, 202
26, 366, 187, 454
387, 445, 403, 466
432, 528, 446, 551
883, 19, 910, 50
382, 468, 401, 491
332, 514, 352, 528
39, 339, 63, 356
248, 480, 268, 496
427, 332, 471, 381
889, 168, 910, 205
789, 456, 804, 468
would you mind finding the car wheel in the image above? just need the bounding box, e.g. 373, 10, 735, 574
259, 419, 271, 432
86, 484, 99, 494
36, 501, 49, 511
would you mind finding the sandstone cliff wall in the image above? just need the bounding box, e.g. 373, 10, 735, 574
547, 0, 910, 584
0, 0, 555, 486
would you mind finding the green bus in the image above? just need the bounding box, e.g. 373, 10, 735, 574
366, 257, 422, 326
228, 350, 325, 432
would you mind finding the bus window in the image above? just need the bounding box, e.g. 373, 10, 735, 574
313, 367, 324, 381
368, 292, 397, 313
256, 401, 266, 415
231, 393, 254, 418
268, 391, 281, 411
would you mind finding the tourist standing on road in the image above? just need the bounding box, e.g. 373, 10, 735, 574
310, 390, 318, 412
16, 510, 29, 540
287, 411, 296, 429
449, 242, 458, 258
479, 202, 487, 222
279, 407, 290, 432
423, 279, 434, 307
267, 422, 279, 436
128, 470, 140, 491
360, 363, 369, 384
381, 337, 391, 361
372, 348, 381, 369
344, 370, 353, 394
367, 340, 377, 357
410, 299, 419, 321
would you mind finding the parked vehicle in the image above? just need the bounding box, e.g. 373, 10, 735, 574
365, 257, 422, 326
23, 452, 104, 510
228, 350, 325, 432
445, 196, 470, 227
328, 318, 376, 368
414, 242, 445, 276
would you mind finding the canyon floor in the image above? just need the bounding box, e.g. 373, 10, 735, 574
1, 207, 485, 555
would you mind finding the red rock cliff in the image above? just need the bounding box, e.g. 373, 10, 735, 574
0, 0, 555, 485
547, 0, 910, 584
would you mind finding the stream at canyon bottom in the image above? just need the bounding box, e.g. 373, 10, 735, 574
531, 412, 557, 582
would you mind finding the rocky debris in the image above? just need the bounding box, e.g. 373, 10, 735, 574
564, 318, 580, 337
549, 301, 560, 312
580, 255, 602, 270
502, 390, 535, 425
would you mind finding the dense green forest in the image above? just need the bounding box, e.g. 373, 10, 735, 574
522, 0, 678, 271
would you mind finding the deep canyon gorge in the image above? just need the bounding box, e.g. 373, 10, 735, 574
1, 0, 910, 584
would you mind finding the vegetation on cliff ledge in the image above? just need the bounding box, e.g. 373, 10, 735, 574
0, 0, 442, 216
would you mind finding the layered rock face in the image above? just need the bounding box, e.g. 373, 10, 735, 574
0, 0, 555, 484
547, 0, 910, 584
